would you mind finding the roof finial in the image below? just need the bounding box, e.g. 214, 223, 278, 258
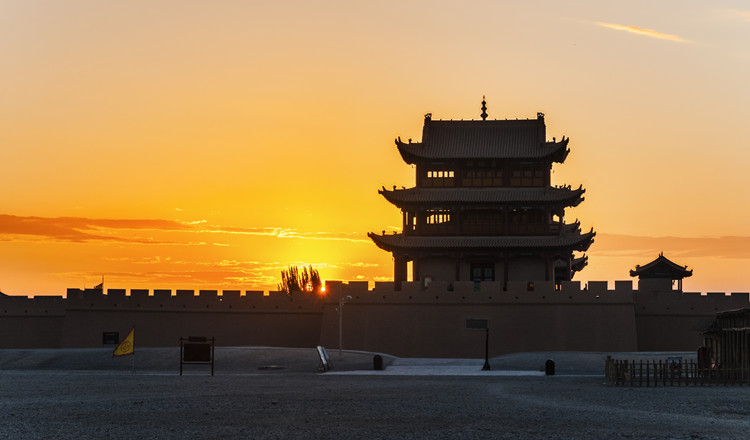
480, 96, 488, 121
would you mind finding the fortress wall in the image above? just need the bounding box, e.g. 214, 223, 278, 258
58, 309, 323, 348
2, 283, 749, 354
0, 296, 66, 348
321, 281, 749, 356
333, 280, 635, 305
57, 288, 325, 348
320, 281, 638, 357
633, 291, 750, 351
1, 289, 325, 349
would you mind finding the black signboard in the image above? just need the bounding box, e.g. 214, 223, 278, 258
465, 318, 489, 330
179, 336, 215, 376
102, 332, 119, 345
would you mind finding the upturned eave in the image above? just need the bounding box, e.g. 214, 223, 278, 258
378, 186, 586, 209
368, 230, 595, 253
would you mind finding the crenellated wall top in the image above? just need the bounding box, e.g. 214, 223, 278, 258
1, 281, 747, 316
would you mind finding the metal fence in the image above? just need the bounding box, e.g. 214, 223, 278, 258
605, 357, 747, 387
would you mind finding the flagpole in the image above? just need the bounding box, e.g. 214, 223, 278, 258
131, 324, 135, 375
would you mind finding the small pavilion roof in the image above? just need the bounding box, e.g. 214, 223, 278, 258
379, 186, 585, 208
629, 253, 693, 279
368, 230, 595, 253
395, 114, 569, 164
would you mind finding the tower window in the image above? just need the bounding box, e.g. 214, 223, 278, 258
423, 170, 455, 187
426, 210, 451, 224
426, 170, 454, 178
471, 263, 495, 281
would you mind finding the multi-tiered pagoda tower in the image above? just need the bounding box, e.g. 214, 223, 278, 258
369, 99, 595, 289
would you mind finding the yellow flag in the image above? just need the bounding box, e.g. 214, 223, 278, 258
112, 327, 134, 357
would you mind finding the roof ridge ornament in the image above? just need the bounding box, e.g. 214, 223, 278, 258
480, 96, 488, 121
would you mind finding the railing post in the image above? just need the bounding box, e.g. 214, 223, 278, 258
639, 360, 643, 387
664, 362, 674, 387
661, 360, 666, 386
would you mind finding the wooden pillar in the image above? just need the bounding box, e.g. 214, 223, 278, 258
455, 254, 461, 281
394, 255, 407, 291
503, 256, 509, 291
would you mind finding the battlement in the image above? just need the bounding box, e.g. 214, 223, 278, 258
634, 290, 750, 315
326, 280, 635, 304
2, 282, 748, 316
322, 280, 750, 310
1, 288, 325, 316
2, 281, 748, 353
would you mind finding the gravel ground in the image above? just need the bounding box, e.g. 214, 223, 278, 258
0, 349, 748, 439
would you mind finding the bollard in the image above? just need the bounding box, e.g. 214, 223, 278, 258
373, 354, 383, 371
545, 359, 555, 376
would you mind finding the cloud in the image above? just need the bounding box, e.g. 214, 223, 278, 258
592, 233, 750, 259
0, 215, 188, 243
721, 9, 750, 23
344, 262, 380, 268
595, 22, 688, 43
62, 269, 278, 287
0, 214, 370, 244
198, 225, 370, 243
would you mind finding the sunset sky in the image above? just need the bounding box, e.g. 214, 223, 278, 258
3, 1, 750, 295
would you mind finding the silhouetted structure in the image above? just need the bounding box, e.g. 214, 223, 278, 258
2, 281, 748, 357
702, 308, 750, 383
370, 99, 594, 289
3, 102, 748, 358
630, 253, 693, 291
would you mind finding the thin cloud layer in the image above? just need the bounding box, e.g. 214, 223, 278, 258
592, 233, 750, 259
60, 269, 279, 288
0, 214, 369, 244
0, 215, 186, 243
595, 22, 688, 43
64, 256, 381, 290
721, 9, 750, 23
1, 214, 384, 292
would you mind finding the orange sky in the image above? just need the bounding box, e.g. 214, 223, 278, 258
3, 1, 750, 295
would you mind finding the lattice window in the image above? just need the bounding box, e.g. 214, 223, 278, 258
425, 210, 451, 224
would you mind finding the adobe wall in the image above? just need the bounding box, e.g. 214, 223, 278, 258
1, 282, 748, 356
0, 296, 66, 348
633, 290, 750, 351
319, 280, 750, 357
1, 289, 324, 349
319, 280, 638, 357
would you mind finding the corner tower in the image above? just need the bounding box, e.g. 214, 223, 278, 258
369, 100, 595, 289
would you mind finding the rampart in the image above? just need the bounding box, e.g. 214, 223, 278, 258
1, 281, 748, 357
1, 289, 324, 349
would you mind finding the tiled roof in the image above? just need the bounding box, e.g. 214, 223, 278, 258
630, 253, 693, 279
396, 117, 568, 163
379, 186, 585, 207
368, 231, 595, 252
554, 255, 589, 273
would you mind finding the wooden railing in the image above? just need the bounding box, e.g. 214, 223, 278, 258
605, 357, 748, 387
